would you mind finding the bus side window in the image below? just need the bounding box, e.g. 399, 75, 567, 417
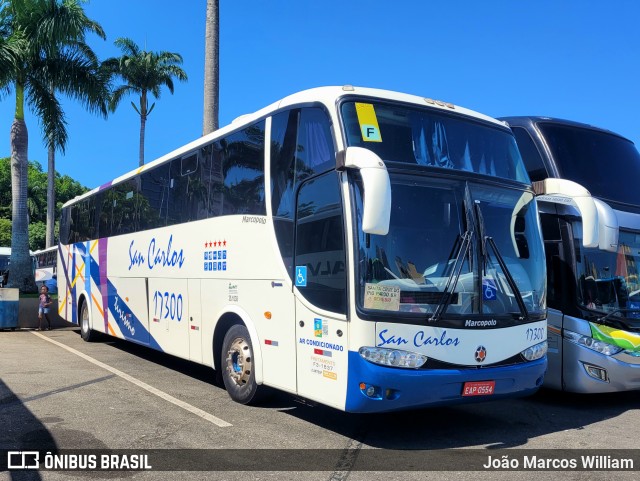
197, 142, 224, 219
295, 172, 346, 314
221, 121, 266, 216
139, 163, 171, 230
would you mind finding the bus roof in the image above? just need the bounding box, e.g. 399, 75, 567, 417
33, 246, 58, 254
500, 116, 632, 143
64, 85, 510, 208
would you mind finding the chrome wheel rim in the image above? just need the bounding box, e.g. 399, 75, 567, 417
225, 337, 252, 386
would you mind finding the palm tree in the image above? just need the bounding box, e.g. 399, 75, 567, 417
203, 0, 219, 135
104, 38, 188, 166
0, 0, 109, 292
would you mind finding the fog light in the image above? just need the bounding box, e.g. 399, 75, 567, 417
583, 363, 609, 382
359, 382, 382, 399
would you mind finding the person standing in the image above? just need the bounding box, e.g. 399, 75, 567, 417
38, 285, 52, 331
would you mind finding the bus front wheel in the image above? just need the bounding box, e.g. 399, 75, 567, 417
221, 324, 261, 405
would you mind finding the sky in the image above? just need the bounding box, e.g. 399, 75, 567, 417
1, 0, 640, 190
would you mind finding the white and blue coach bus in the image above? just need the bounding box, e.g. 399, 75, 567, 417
58, 87, 547, 412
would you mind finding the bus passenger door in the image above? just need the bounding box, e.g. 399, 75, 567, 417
188, 279, 202, 363
293, 172, 349, 410
148, 278, 190, 359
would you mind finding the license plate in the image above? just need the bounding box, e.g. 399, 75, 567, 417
462, 380, 495, 397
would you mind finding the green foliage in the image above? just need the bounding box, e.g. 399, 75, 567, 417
28, 221, 46, 250
0, 157, 87, 248
0, 218, 11, 246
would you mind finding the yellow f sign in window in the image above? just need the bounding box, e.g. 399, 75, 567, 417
355, 103, 382, 142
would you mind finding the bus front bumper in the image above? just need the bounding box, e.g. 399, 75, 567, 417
344, 351, 546, 413
559, 340, 640, 393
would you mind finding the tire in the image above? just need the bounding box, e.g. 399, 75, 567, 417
79, 300, 98, 342
221, 324, 261, 405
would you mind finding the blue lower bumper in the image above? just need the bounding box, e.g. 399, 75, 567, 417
344, 351, 546, 413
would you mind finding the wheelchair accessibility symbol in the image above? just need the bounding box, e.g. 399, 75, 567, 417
482, 278, 497, 301
295, 266, 307, 287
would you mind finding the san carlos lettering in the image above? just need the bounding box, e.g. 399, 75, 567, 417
377, 329, 460, 348
128, 235, 185, 271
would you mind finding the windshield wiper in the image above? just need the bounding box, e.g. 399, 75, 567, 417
473, 199, 529, 321
485, 236, 529, 321
595, 308, 640, 331
429, 229, 473, 323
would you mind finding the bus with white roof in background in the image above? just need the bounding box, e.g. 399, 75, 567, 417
57, 86, 547, 412
502, 116, 640, 392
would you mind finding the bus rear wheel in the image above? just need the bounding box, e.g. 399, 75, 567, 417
221, 324, 261, 405
80, 301, 98, 342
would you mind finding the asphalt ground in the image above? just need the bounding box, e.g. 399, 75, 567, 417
1, 326, 639, 480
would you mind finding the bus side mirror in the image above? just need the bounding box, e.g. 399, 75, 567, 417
337, 147, 391, 235
594, 198, 619, 253
533, 178, 599, 248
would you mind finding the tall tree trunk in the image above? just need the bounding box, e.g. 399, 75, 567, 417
46, 143, 55, 248
139, 91, 147, 167
203, 0, 219, 135
9, 84, 37, 292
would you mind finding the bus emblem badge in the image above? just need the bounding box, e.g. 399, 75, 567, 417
475, 346, 487, 363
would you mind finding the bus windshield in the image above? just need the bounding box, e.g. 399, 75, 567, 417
537, 123, 640, 207
575, 227, 640, 320
341, 100, 530, 183
352, 173, 546, 320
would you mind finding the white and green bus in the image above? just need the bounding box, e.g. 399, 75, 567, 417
504, 116, 640, 392
58, 87, 547, 412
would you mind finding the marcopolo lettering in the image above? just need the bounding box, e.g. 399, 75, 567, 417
465, 319, 497, 327
242, 216, 266, 224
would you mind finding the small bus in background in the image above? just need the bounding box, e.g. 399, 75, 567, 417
502, 116, 640, 392
33, 246, 58, 293
57, 87, 548, 412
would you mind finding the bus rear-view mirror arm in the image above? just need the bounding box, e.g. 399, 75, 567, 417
533, 178, 601, 249
336, 147, 391, 235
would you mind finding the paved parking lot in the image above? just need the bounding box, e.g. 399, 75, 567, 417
1, 326, 639, 480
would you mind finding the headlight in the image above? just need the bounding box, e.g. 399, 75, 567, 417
564, 329, 623, 356
521, 341, 547, 361
358, 346, 427, 368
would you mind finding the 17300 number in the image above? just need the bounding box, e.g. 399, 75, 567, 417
152, 291, 183, 321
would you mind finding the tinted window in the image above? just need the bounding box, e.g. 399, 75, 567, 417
538, 122, 640, 206
139, 163, 170, 230
99, 179, 138, 237
271, 108, 335, 278
196, 142, 224, 220
512, 127, 548, 182
220, 121, 266, 215
168, 153, 204, 225
63, 121, 267, 243
295, 172, 346, 314
342, 101, 530, 183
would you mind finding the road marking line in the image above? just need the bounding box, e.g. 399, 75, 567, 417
31, 331, 232, 428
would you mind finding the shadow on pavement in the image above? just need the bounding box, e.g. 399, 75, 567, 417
73, 329, 640, 451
